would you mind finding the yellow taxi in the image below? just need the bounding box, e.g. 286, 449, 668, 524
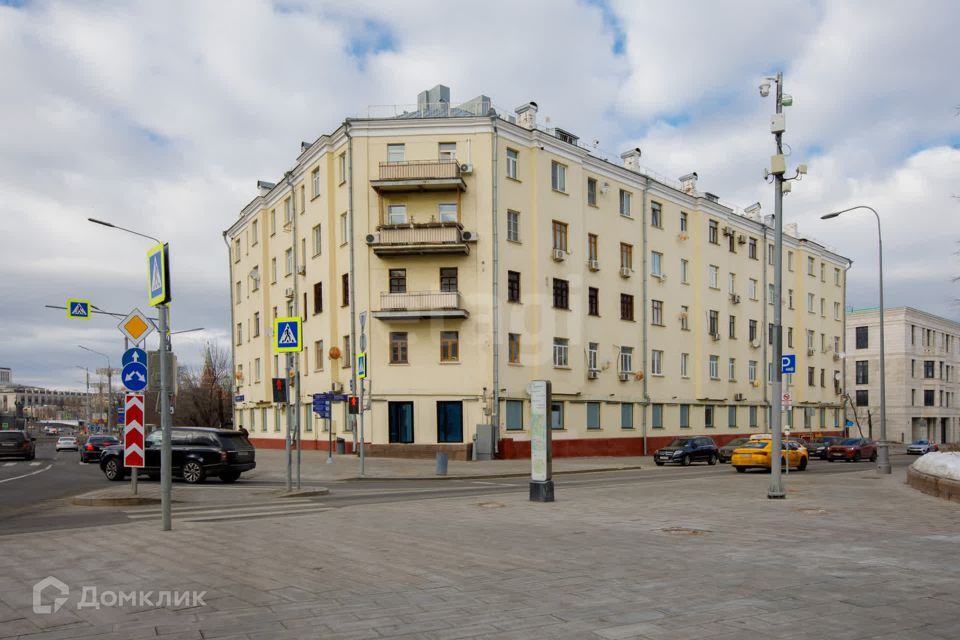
731, 438, 808, 473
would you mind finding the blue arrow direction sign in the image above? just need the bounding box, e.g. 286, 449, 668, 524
121, 361, 148, 392
122, 347, 147, 368
781, 354, 796, 374
315, 393, 349, 402
312, 397, 331, 419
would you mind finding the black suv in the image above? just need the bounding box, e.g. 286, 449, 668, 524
654, 437, 718, 466
0, 430, 36, 460
99, 427, 256, 484
80, 435, 120, 463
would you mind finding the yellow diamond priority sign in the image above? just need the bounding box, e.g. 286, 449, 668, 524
118, 308, 155, 344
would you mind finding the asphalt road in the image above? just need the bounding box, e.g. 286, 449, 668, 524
0, 449, 917, 536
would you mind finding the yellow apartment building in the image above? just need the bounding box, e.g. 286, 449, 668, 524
224, 85, 851, 459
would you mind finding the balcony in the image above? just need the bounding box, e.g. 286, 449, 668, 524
372, 290, 469, 320
368, 222, 471, 256
370, 160, 466, 192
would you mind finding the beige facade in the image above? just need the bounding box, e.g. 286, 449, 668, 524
225, 86, 850, 457
845, 307, 960, 444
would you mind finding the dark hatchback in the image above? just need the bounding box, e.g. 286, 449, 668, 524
99, 427, 256, 484
0, 430, 36, 460
807, 436, 843, 460
654, 437, 718, 466
80, 435, 121, 463
718, 437, 751, 463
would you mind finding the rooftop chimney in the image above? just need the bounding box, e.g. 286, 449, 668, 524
785, 222, 799, 237
679, 172, 698, 194
515, 101, 538, 129
620, 147, 642, 171
257, 180, 275, 195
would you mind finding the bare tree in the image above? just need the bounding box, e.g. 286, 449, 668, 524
172, 342, 234, 428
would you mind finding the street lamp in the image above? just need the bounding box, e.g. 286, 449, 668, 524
75, 366, 92, 430
89, 217, 174, 531
821, 205, 889, 474
79, 345, 113, 430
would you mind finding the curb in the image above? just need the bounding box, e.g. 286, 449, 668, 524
344, 465, 644, 482
906, 467, 960, 504
70, 495, 162, 507
273, 488, 330, 498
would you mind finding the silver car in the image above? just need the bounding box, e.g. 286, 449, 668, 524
906, 439, 938, 455
56, 436, 79, 451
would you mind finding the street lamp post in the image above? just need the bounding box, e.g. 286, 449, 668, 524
283, 171, 302, 491
76, 366, 92, 429
821, 205, 889, 474
79, 346, 113, 431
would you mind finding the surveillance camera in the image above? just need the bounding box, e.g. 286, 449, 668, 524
759, 82, 771, 97
798, 164, 808, 175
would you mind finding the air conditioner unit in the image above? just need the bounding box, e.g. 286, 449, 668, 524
459, 163, 474, 174
833, 353, 840, 361
618, 372, 631, 382
587, 259, 600, 272
551, 249, 566, 262
730, 294, 741, 304
711, 333, 721, 342
750, 339, 760, 349
297, 266, 306, 276
734, 393, 746, 401
807, 348, 815, 356
737, 235, 747, 245
331, 382, 343, 392
285, 287, 295, 299
365, 233, 379, 245
722, 226, 734, 237
587, 369, 599, 380
619, 267, 633, 278
461, 230, 478, 242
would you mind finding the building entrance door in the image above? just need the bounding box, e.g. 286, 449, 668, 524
437, 401, 463, 443
388, 401, 414, 443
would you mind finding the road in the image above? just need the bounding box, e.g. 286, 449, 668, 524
0, 449, 916, 536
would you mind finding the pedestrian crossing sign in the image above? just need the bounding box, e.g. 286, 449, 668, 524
273, 317, 302, 353
146, 243, 171, 307
67, 299, 91, 320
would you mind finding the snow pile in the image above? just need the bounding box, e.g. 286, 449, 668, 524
912, 452, 960, 482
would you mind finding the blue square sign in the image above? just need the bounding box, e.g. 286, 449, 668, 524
781, 354, 796, 374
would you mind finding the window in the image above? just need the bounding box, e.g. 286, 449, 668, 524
705, 405, 714, 428
807, 366, 815, 386
855, 326, 868, 349
856, 390, 869, 406
855, 360, 869, 385
807, 256, 815, 275
254, 358, 261, 383
341, 273, 349, 306
253, 312, 260, 337
728, 358, 736, 380
620, 347, 633, 373
506, 210, 520, 242
749, 319, 758, 342
340, 212, 348, 244
284, 197, 293, 225
709, 355, 719, 379
310, 224, 322, 257
235, 323, 242, 346
651, 251, 662, 276
551, 161, 566, 192
620, 243, 633, 270
749, 278, 758, 300
587, 402, 601, 430
390, 331, 407, 364
619, 189, 632, 216
506, 400, 523, 430
728, 315, 736, 339
835, 267, 842, 286
680, 258, 689, 283
728, 273, 736, 294
270, 209, 276, 235
708, 220, 719, 244
820, 262, 826, 282
622, 403, 634, 429
284, 248, 293, 275
651, 349, 663, 375
587, 234, 599, 261
337, 152, 346, 183
553, 278, 570, 309
552, 220, 568, 251
389, 268, 406, 293
507, 271, 521, 303
806, 329, 815, 350
807, 293, 815, 313
440, 331, 459, 362
553, 338, 569, 367
820, 297, 826, 317
748, 360, 757, 383
311, 167, 320, 198
235, 280, 241, 300
728, 406, 737, 428
588, 287, 599, 316
648, 403, 665, 430
768, 283, 775, 304
748, 237, 757, 259
508, 333, 521, 364
387, 143, 405, 162
680, 211, 688, 232
787, 251, 794, 271
651, 300, 663, 325
680, 306, 689, 331
767, 244, 775, 265
251, 220, 259, 245
438, 203, 458, 223
587, 342, 598, 371
587, 178, 597, 206
834, 301, 840, 320
438, 142, 456, 161
312, 282, 323, 314
314, 340, 324, 370
709, 265, 719, 289
232, 238, 240, 262
439, 267, 458, 292
709, 310, 719, 337
924, 360, 935, 378
680, 404, 690, 428
506, 148, 518, 180
551, 402, 564, 430
924, 389, 935, 406
651, 201, 662, 227
342, 336, 351, 367
387, 204, 407, 225
620, 294, 634, 321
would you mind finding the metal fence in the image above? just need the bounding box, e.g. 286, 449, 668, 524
378, 160, 460, 180
379, 291, 461, 311
377, 225, 461, 245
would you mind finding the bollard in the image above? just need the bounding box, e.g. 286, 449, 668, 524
435, 451, 448, 476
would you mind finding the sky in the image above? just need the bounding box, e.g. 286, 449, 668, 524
1, 0, 958, 391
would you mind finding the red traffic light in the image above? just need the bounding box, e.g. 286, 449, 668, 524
348, 395, 360, 414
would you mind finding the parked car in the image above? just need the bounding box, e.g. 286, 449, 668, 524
42, 426, 59, 436
0, 430, 36, 460
807, 436, 843, 460
827, 438, 877, 462
789, 437, 811, 453
80, 435, 120, 463
56, 436, 79, 451
732, 438, 808, 473
653, 437, 718, 466
906, 439, 939, 455
99, 427, 256, 484
718, 437, 751, 463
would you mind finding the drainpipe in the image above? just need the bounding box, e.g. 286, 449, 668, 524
490, 116, 500, 453
841, 261, 852, 433
222, 231, 236, 423
641, 176, 650, 454
761, 224, 769, 430
346, 122, 359, 454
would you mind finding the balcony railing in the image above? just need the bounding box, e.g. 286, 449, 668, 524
370, 223, 470, 256
379, 160, 460, 180
374, 290, 468, 320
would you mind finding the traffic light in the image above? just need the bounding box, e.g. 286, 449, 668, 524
272, 378, 287, 403
348, 395, 360, 415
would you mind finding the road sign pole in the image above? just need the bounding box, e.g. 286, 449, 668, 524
285, 353, 292, 492
295, 359, 301, 491
359, 377, 365, 477
158, 303, 172, 530
327, 404, 333, 464
125, 336, 137, 496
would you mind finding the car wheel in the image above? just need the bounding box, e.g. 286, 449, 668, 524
828, 457, 834, 462
654, 460, 664, 466
103, 459, 125, 482
219, 471, 241, 483
708, 453, 717, 466
681, 454, 691, 467
798, 457, 808, 472
182, 460, 206, 484
735, 466, 746, 473
869, 450, 877, 462
853, 452, 861, 462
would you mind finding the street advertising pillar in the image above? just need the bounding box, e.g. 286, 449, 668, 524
528, 379, 554, 502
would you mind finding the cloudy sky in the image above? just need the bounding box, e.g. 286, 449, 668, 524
1, 0, 958, 391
